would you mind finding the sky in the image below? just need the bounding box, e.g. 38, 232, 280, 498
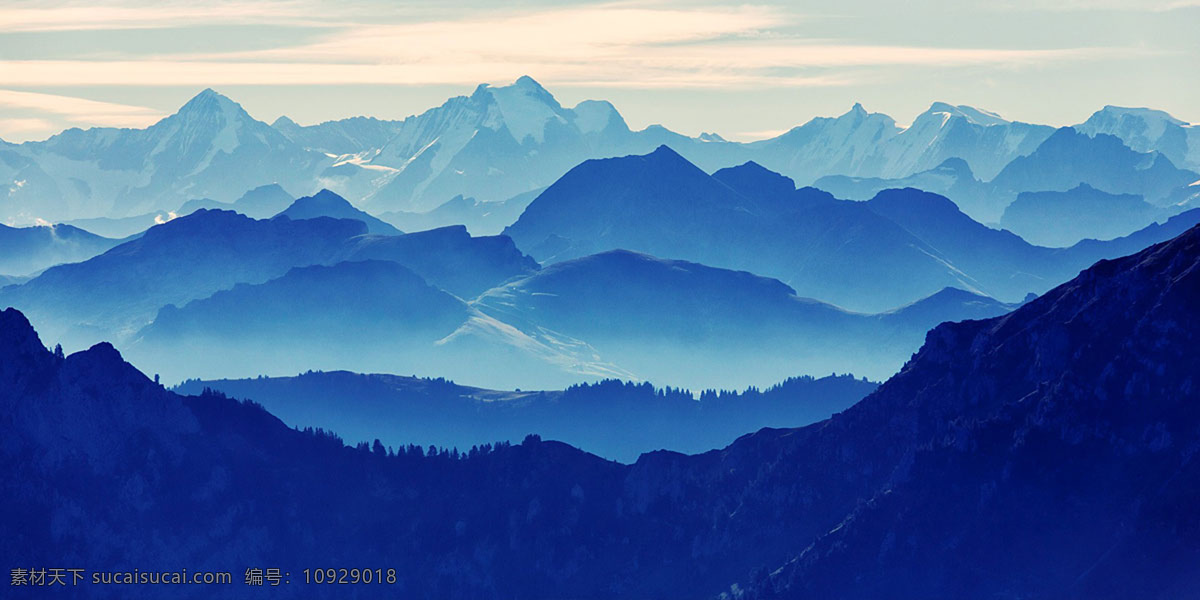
0, 0, 1197, 142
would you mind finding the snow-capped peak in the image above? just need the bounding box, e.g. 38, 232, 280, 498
478, 76, 567, 144
922, 102, 1009, 127
1077, 105, 1191, 143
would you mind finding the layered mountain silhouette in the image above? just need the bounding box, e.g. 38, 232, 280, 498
473, 249, 1016, 385
813, 157, 991, 220
0, 222, 118, 277
3, 219, 1196, 599
814, 126, 1200, 225
275, 189, 401, 235
62, 183, 296, 238
505, 147, 1200, 311
175, 372, 878, 463
1001, 183, 1160, 246
179, 182, 296, 219
989, 127, 1198, 211
743, 221, 1200, 600
379, 189, 540, 236
505, 146, 985, 312
122, 244, 1009, 389
130, 260, 471, 381
0, 208, 534, 353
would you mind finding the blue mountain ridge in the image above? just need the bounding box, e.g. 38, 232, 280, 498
1, 219, 1197, 599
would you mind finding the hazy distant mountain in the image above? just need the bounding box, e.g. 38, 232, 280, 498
61, 183, 296, 238
1076, 105, 1200, 172
813, 157, 993, 220
176, 372, 878, 463
505, 148, 1200, 311
863, 187, 1200, 297
91, 239, 1013, 390
747, 102, 1052, 185
0, 89, 329, 223
474, 249, 1016, 385
360, 76, 655, 211
817, 126, 1199, 227
1001, 183, 1160, 247
337, 224, 539, 299
0, 209, 368, 349
226, 183, 295, 218
60, 211, 174, 239
130, 260, 473, 380
272, 114, 405, 156
0, 223, 118, 277
178, 183, 295, 219
881, 102, 1054, 180
276, 189, 401, 235
505, 146, 985, 312
2, 79, 1187, 231
4, 221, 1197, 599
0, 208, 542, 375
379, 189, 541, 236
989, 127, 1198, 209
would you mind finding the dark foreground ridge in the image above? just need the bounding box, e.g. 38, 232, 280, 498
2, 223, 1199, 599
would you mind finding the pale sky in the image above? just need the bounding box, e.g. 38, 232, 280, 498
0, 0, 1196, 142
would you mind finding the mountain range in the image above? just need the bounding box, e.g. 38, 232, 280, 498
4, 78, 1196, 236
1000, 184, 1161, 247
1, 89, 326, 223
5, 150, 1198, 390
0, 222, 118, 277
276, 189, 401, 235
3, 217, 1196, 599
126, 241, 1015, 388
814, 126, 1200, 224
504, 146, 1200, 311
0, 206, 535, 353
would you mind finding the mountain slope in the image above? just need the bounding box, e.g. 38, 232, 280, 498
745, 222, 1200, 600
276, 189, 401, 235
989, 127, 1198, 209
1076, 105, 1200, 172
504, 147, 977, 312
473, 249, 1015, 386
748, 102, 1052, 185
0, 223, 119, 277
379, 189, 541, 236
1001, 183, 1160, 247
337, 225, 538, 299
129, 260, 473, 382
813, 157, 993, 222
1, 89, 329, 222
2, 222, 1199, 599
0, 207, 538, 354
505, 149, 1200, 311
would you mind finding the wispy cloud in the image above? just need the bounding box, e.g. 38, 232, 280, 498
0, 117, 55, 137
0, 1, 320, 32
0, 1, 1120, 90
0, 89, 163, 128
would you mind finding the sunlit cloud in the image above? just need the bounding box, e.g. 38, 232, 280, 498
0, 1, 1125, 91
992, 0, 1200, 11
0, 89, 163, 127
0, 117, 55, 137
0, 1, 321, 32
